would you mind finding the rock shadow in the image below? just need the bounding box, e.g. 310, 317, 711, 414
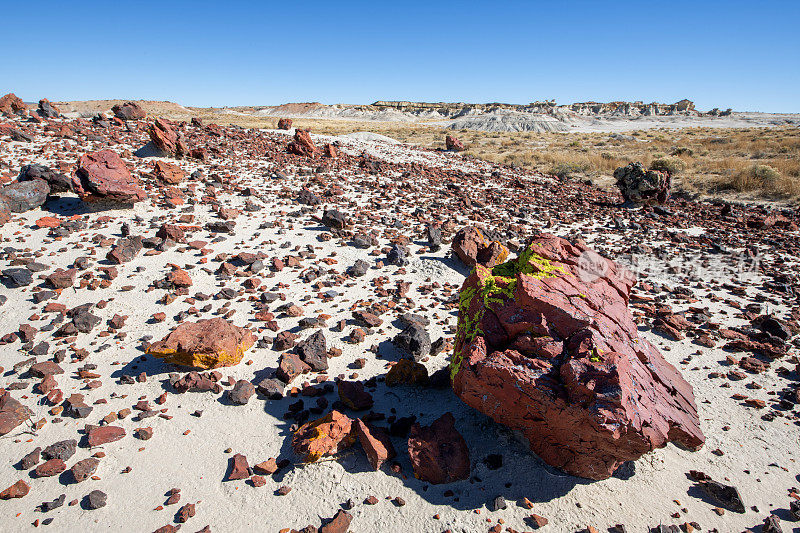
273, 369, 584, 511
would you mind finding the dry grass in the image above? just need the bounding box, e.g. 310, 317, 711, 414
69, 100, 800, 200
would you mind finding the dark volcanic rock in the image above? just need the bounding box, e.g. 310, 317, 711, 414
614, 161, 671, 205
18, 164, 71, 193
321, 209, 348, 229
255, 378, 284, 399
696, 478, 745, 513
84, 490, 107, 509
42, 439, 76, 461
37, 98, 60, 118
297, 331, 328, 371
393, 323, 431, 361
1, 179, 50, 212
229, 380, 255, 405
2, 268, 33, 287
450, 234, 704, 480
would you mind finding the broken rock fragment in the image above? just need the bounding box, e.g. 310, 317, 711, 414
148, 318, 256, 369
393, 323, 431, 362
87, 425, 126, 447
149, 118, 189, 158
0, 179, 50, 212
354, 419, 395, 470
112, 101, 146, 121
0, 390, 33, 436
292, 410, 356, 462
0, 479, 30, 500
451, 225, 509, 269
70, 458, 100, 482
229, 380, 255, 405
407, 412, 470, 484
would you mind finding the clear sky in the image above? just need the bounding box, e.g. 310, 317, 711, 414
3, 0, 798, 112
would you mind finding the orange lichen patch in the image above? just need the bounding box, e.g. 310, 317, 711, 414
385, 358, 429, 387
291, 410, 356, 463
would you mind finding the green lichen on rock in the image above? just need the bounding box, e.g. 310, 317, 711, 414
450, 243, 570, 382
493, 243, 567, 280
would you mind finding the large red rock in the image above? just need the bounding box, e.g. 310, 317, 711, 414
148, 318, 256, 369
112, 101, 146, 121
292, 410, 356, 462
287, 129, 316, 157
149, 118, 189, 157
451, 225, 509, 269
450, 234, 705, 480
277, 118, 292, 130
152, 160, 186, 184
445, 134, 465, 151
407, 412, 470, 484
0, 93, 27, 116
0, 390, 33, 436
72, 150, 146, 203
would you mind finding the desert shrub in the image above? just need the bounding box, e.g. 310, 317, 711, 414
671, 147, 694, 156
732, 164, 781, 191
550, 162, 590, 179
651, 157, 686, 175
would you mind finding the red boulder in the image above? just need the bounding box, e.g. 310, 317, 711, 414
112, 101, 146, 121
292, 410, 356, 462
450, 234, 705, 480
72, 150, 146, 204
277, 118, 292, 130
153, 160, 186, 185
0, 93, 27, 116
149, 118, 189, 158
287, 129, 316, 157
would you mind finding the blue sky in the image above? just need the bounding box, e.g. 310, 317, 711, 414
3, 0, 798, 112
